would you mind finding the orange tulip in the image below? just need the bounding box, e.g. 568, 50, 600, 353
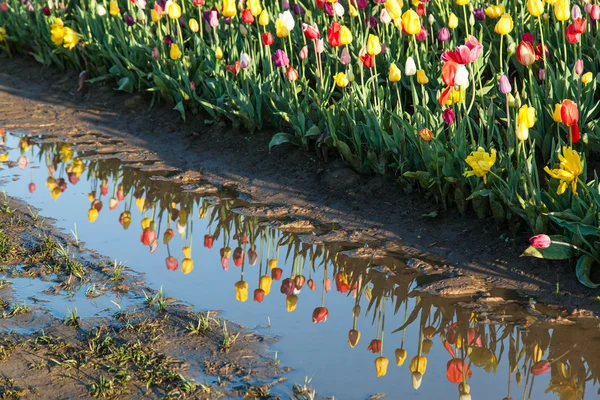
560, 99, 578, 126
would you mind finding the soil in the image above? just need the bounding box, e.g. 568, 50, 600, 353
1, 54, 600, 318
0, 192, 289, 399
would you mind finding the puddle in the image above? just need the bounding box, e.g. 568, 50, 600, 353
0, 132, 599, 399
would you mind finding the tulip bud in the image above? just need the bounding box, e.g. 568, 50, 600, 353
348, 329, 361, 348
516, 370, 523, 386
239, 24, 248, 36
437, 27, 450, 41
271, 267, 283, 280
395, 348, 407, 366
575, 59, 584, 75
299, 45, 308, 59
286, 294, 298, 312
529, 234, 551, 248
405, 57, 417, 76
582, 71, 593, 85
215, 47, 223, 60
572, 4, 582, 20
428, 14, 435, 25
97, 4, 107, 16
109, 197, 118, 210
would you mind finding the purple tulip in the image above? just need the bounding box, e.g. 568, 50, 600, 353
157, 0, 166, 9
473, 7, 485, 21
164, 34, 174, 46
280, 278, 295, 295
125, 14, 135, 26
442, 108, 455, 125
529, 234, 551, 249
498, 74, 511, 94
324, 2, 334, 16
293, 4, 305, 14
367, 15, 377, 29
272, 49, 289, 67
356, 0, 367, 9
437, 27, 450, 41
283, 0, 289, 10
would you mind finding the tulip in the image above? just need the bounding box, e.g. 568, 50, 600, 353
395, 348, 407, 366
448, 13, 458, 29
582, 72, 593, 85
554, 0, 570, 21
262, 32, 274, 46
225, 61, 241, 74
380, 8, 392, 24
409, 355, 427, 374
572, 4, 582, 19
247, 0, 261, 15
258, 9, 269, 25
339, 26, 352, 45
485, 4, 505, 18
495, 14, 513, 35
334, 72, 349, 88
140, 228, 156, 246
215, 47, 223, 60
28, 183, 36, 193
280, 278, 295, 295
359, 53, 375, 68
166, 256, 178, 271
528, 0, 544, 16
167, 2, 181, 19
240, 53, 251, 69
97, 4, 107, 16
402, 9, 420, 35
169, 44, 182, 60
531, 360, 551, 375
560, 99, 578, 126
419, 128, 433, 142
88, 208, 99, 223
405, 57, 417, 76
340, 47, 351, 65
516, 41, 535, 66
348, 329, 361, 348
416, 70, 429, 84
268, 259, 278, 269
412, 372, 423, 389
367, 339, 382, 353
437, 27, 450, 41
366, 34, 381, 56
517, 104, 536, 141
286, 294, 298, 312
233, 247, 244, 267
473, 7, 485, 20
529, 234, 551, 248
374, 357, 389, 377
253, 288, 265, 302
499, 74, 511, 94
294, 275, 306, 290
307, 278, 316, 291
151, 8, 161, 22
446, 358, 472, 384
222, 0, 236, 17
389, 63, 401, 82
302, 23, 320, 40
575, 59, 584, 75
299, 45, 309, 59
415, 27, 427, 41
272, 49, 289, 67
315, 39, 324, 54
109, 197, 118, 210
182, 258, 194, 274
591, 4, 600, 20
109, 0, 120, 15
312, 307, 328, 323
271, 267, 283, 280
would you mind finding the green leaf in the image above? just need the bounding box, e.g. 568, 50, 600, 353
521, 243, 573, 260
173, 101, 186, 121
115, 77, 133, 94
269, 132, 299, 150
576, 255, 600, 289
549, 216, 599, 237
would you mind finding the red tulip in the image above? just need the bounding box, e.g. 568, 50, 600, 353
241, 8, 254, 23
312, 307, 328, 323
566, 24, 581, 43
441, 61, 458, 86
307, 278, 316, 291
560, 99, 578, 126
193, 0, 204, 5
140, 228, 156, 246
327, 21, 342, 47
42, 5, 51, 15
529, 234, 551, 249
335, 272, 349, 293
117, 186, 125, 201
225, 61, 241, 75
233, 247, 244, 267
446, 358, 472, 384
367, 339, 382, 353
467, 328, 483, 347
569, 125, 581, 143
164, 228, 174, 244
56, 178, 67, 192
591, 4, 600, 20
315, 0, 325, 9
254, 288, 265, 303
535, 43, 549, 61
221, 257, 229, 270
280, 278, 295, 295
166, 256, 179, 271
516, 41, 535, 66
531, 360, 551, 375
294, 275, 305, 290
324, 277, 331, 291
416, 2, 426, 15
262, 31, 274, 46
348, 329, 360, 347
100, 183, 109, 196
573, 17, 586, 34
92, 199, 103, 211
302, 22, 320, 40
67, 172, 79, 185
28, 182, 36, 193
272, 267, 283, 280
204, 234, 214, 248
359, 53, 374, 68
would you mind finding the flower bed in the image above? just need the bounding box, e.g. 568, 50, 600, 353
1, 0, 600, 285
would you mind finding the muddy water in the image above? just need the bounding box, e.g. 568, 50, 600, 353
0, 131, 599, 400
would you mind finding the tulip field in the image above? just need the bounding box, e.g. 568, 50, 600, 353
1, 0, 600, 285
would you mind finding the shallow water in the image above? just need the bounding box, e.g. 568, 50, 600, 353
0, 131, 599, 399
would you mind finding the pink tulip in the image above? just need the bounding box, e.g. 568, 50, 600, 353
315, 38, 324, 54
575, 59, 584, 75
529, 234, 551, 249
299, 45, 308, 59
531, 360, 551, 376
340, 47, 351, 65
499, 74, 511, 94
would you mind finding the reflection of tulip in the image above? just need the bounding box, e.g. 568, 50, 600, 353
91, 199, 102, 211
182, 258, 194, 274
141, 217, 151, 229
233, 247, 244, 267
117, 186, 124, 201
446, 358, 472, 384
254, 288, 265, 302
312, 307, 328, 323
221, 257, 229, 270
119, 211, 131, 229
166, 256, 178, 271
268, 259, 278, 269
150, 239, 159, 253
183, 246, 191, 258
423, 326, 436, 338
348, 329, 360, 348
531, 360, 551, 375
220, 247, 232, 258
100, 183, 108, 196
163, 228, 174, 244
307, 279, 316, 291
352, 305, 361, 317
140, 228, 157, 246
136, 197, 145, 212
286, 294, 298, 312
374, 357, 389, 377
260, 275, 272, 294
17, 156, 28, 170
247, 248, 258, 265
422, 339, 433, 354
324, 277, 331, 291
294, 275, 305, 289
395, 348, 407, 366
109, 197, 118, 210
271, 267, 282, 280
409, 356, 427, 374
280, 278, 295, 295
335, 273, 350, 292
88, 208, 99, 223
516, 370, 523, 385
204, 234, 214, 248
412, 372, 423, 389
51, 187, 61, 200
467, 328, 483, 347
235, 281, 248, 302
469, 347, 498, 372
28, 183, 36, 193
367, 339, 382, 353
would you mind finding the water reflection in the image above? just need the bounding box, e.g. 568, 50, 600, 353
2, 130, 599, 399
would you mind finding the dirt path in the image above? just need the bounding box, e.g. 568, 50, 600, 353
1, 54, 598, 317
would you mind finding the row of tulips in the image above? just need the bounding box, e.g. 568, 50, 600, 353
9, 131, 600, 396
2, 0, 600, 284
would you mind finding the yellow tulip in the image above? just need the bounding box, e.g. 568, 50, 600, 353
286, 294, 298, 312
182, 258, 194, 274
235, 280, 248, 302
333, 72, 349, 88
416, 69, 429, 85
456, 0, 468, 5
222, 0, 236, 18
544, 146, 582, 195
62, 27, 78, 50
385, 0, 402, 19
0, 27, 6, 42
339, 26, 352, 45
401, 9, 420, 35
258, 10, 269, 26
260, 275, 272, 295
448, 13, 458, 29
484, 5, 505, 18
409, 355, 427, 374
51, 187, 61, 200
0, 154, 8, 162
366, 34, 381, 56
109, 0, 120, 16
189, 18, 199, 33
275, 18, 289, 38
215, 47, 223, 60
141, 218, 151, 229
88, 208, 99, 223
375, 357, 389, 377
517, 104, 536, 141
554, 0, 570, 21
552, 104, 563, 122
151, 9, 161, 23
527, 0, 544, 16
348, 4, 359, 17
167, 2, 182, 19
532, 344, 543, 363
136, 197, 145, 212
183, 246, 191, 258
268, 259, 278, 269
170, 43, 182, 60
464, 147, 497, 183
222, 247, 232, 258
495, 13, 513, 35
388, 63, 401, 82
395, 348, 407, 366
582, 72, 593, 85
247, 0, 262, 16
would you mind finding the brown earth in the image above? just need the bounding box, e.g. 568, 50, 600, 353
1, 54, 599, 317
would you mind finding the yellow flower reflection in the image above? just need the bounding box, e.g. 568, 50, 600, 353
374, 356, 389, 378
235, 280, 248, 302
286, 294, 298, 312
182, 258, 194, 274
